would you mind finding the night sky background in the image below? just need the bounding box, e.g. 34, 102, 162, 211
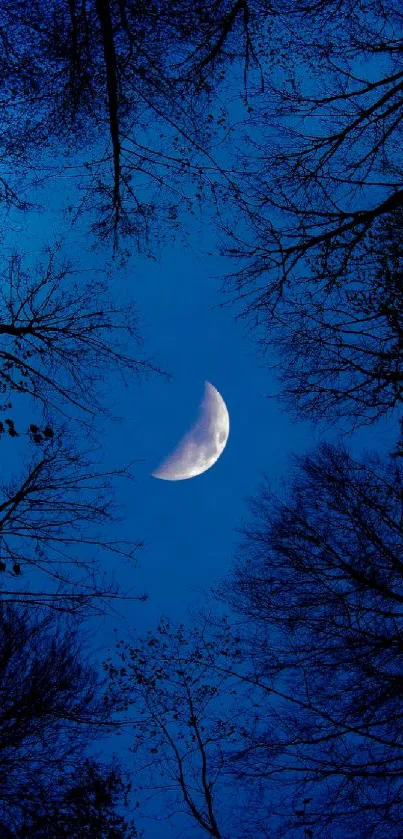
3, 157, 398, 839
1, 5, 402, 834
6, 173, 396, 639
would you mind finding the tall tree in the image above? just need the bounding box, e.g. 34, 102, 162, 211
225, 0, 403, 303
0, 429, 144, 615
0, 601, 137, 836
0, 244, 151, 616
259, 207, 403, 427
219, 0, 403, 431
0, 0, 267, 248
0, 245, 154, 422
112, 443, 403, 835
104, 616, 256, 838
217, 442, 403, 837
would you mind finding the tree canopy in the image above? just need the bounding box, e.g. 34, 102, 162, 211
0, 601, 137, 837
0, 0, 402, 835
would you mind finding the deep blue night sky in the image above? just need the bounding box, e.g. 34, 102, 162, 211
1, 2, 402, 835
4, 168, 398, 643
5, 188, 318, 630
3, 117, 400, 839
10, 192, 397, 639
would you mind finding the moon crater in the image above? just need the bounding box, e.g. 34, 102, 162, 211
152, 381, 229, 481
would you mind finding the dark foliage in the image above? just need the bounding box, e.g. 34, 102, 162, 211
219, 0, 403, 427
104, 616, 255, 838
0, 601, 136, 837
0, 245, 153, 420
218, 443, 403, 836
0, 430, 143, 616
0, 0, 269, 248
260, 208, 403, 426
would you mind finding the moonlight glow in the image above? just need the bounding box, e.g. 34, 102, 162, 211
152, 381, 230, 481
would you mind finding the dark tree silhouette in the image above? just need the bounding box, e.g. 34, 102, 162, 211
216, 442, 403, 837
104, 616, 256, 838
0, 430, 144, 616
17, 758, 138, 838
0, 245, 154, 421
0, 0, 268, 248
115, 443, 403, 835
221, 0, 403, 384
2, 4, 402, 837
260, 208, 403, 427
0, 601, 137, 837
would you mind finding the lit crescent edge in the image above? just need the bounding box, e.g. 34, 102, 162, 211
152, 381, 229, 481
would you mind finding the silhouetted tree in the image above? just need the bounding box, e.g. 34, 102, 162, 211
104, 616, 256, 838
260, 208, 403, 427
216, 442, 403, 837
116, 443, 403, 835
0, 430, 144, 616
0, 0, 268, 248
0, 601, 137, 836
17, 758, 138, 838
220, 1, 403, 435
224, 0, 403, 297
0, 245, 154, 421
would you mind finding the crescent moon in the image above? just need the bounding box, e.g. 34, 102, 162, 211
152, 381, 229, 481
